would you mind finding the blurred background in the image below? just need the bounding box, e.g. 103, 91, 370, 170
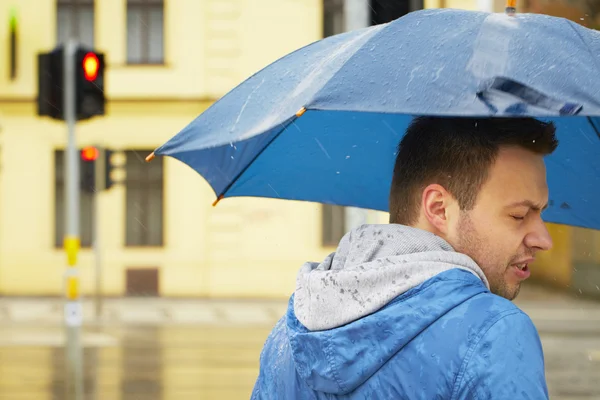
0, 0, 598, 399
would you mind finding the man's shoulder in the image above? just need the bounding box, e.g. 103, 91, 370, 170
392, 269, 536, 347
456, 289, 532, 327
375, 286, 541, 398
451, 292, 543, 378
449, 294, 547, 399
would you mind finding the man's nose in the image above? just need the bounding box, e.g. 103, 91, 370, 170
525, 218, 553, 252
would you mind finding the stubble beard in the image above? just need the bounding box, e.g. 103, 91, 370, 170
455, 213, 520, 300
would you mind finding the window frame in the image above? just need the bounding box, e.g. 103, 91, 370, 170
323, 0, 345, 38
124, 149, 165, 248
56, 0, 95, 47
126, 0, 165, 65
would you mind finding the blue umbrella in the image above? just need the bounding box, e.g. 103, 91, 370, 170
150, 9, 600, 230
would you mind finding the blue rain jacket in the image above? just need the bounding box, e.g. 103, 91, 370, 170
251, 269, 547, 399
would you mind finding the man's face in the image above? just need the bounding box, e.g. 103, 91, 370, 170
447, 146, 554, 300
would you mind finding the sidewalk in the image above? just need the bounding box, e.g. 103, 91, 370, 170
514, 282, 600, 333
0, 284, 598, 333
0, 296, 289, 326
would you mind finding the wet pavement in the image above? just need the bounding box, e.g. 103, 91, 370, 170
0, 325, 270, 400
0, 287, 598, 400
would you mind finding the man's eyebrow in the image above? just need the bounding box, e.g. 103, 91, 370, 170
505, 200, 548, 211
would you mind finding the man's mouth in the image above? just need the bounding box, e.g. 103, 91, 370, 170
511, 259, 534, 280
515, 263, 528, 272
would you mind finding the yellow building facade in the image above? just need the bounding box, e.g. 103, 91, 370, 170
0, 0, 596, 300
0, 0, 360, 298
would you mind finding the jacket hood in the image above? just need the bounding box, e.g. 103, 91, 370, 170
294, 224, 489, 331
287, 224, 491, 395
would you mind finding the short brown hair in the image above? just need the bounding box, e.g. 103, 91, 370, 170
389, 117, 558, 225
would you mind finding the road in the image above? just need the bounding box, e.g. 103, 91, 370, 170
0, 290, 598, 399
542, 333, 600, 399
0, 325, 269, 400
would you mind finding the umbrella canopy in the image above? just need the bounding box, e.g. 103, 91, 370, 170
152, 9, 600, 230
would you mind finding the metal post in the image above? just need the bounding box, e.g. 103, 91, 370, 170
477, 0, 494, 12
93, 187, 102, 320
344, 0, 369, 31
93, 147, 107, 320
344, 0, 371, 231
63, 39, 84, 400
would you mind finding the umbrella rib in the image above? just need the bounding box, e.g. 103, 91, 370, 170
587, 117, 600, 140
213, 114, 300, 206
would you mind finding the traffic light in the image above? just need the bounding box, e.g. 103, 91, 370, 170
37, 44, 106, 121
95, 147, 116, 191
37, 47, 64, 119
9, 8, 17, 80
79, 146, 118, 192
75, 48, 105, 120
80, 146, 98, 193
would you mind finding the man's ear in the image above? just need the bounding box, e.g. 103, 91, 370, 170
421, 184, 453, 234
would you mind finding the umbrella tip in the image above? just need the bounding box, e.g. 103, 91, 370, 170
295, 107, 307, 117
145, 152, 155, 162
212, 194, 224, 207
505, 0, 516, 15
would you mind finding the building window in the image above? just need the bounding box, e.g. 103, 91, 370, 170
322, 0, 346, 245
369, 0, 421, 25
56, 0, 95, 48
323, 0, 345, 38
54, 150, 94, 248
322, 204, 347, 246
125, 150, 164, 247
127, 0, 164, 64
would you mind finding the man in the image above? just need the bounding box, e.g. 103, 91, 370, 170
252, 117, 556, 399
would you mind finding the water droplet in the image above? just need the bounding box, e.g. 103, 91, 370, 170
336, 171, 340, 174
346, 155, 350, 159
231, 156, 234, 159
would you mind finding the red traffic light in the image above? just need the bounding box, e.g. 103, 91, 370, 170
82, 52, 99, 81
81, 146, 99, 161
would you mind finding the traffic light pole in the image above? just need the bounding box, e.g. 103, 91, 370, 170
37, 38, 106, 400
93, 185, 103, 319
63, 39, 84, 400
344, 0, 371, 231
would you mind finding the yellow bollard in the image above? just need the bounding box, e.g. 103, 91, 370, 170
64, 236, 80, 266
66, 274, 79, 301
64, 236, 80, 301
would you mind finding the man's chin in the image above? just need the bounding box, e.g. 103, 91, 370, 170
506, 285, 521, 301
491, 283, 521, 301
